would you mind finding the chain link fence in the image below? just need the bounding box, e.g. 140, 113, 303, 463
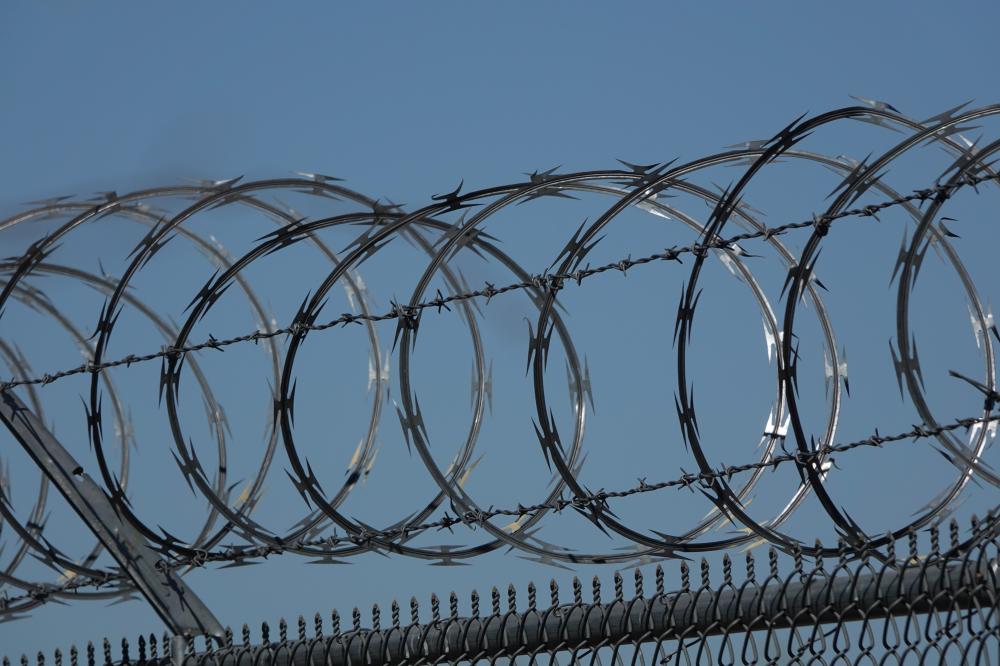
8, 514, 997, 665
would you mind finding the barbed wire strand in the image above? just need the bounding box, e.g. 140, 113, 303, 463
3, 409, 995, 611
1, 171, 995, 395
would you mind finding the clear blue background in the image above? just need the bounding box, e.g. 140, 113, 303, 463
2, 0, 999, 656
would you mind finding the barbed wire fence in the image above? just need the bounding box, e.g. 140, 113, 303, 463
1, 100, 999, 663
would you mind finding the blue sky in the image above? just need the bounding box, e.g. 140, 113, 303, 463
2, 1, 999, 656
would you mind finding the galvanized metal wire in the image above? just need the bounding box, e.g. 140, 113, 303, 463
2, 100, 1000, 659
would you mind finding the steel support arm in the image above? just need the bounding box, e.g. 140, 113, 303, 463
0, 389, 223, 640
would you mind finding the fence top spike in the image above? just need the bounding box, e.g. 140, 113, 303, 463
430, 592, 440, 612
768, 548, 779, 575
813, 539, 825, 567
313, 613, 323, 638
745, 551, 756, 578
410, 597, 420, 624
837, 537, 849, 561
430, 594, 441, 621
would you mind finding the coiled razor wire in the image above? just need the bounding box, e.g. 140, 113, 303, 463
6, 513, 1000, 665
0, 100, 999, 639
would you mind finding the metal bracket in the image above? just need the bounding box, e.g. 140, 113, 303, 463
0, 389, 224, 640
